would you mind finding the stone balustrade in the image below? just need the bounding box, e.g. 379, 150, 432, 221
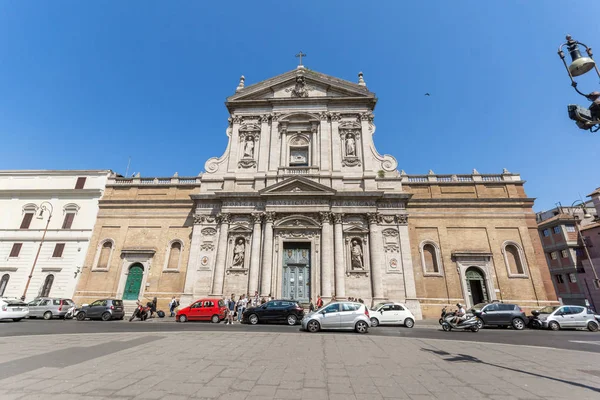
109, 175, 202, 186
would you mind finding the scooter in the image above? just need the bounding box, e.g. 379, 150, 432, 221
439, 306, 455, 325
63, 305, 77, 320
129, 303, 150, 322
441, 313, 480, 332
528, 310, 542, 329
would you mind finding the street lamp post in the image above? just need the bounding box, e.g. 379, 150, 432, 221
570, 201, 599, 310
557, 35, 600, 132
20, 202, 54, 301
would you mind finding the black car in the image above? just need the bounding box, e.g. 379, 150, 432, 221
471, 302, 528, 330
76, 299, 125, 321
242, 299, 304, 326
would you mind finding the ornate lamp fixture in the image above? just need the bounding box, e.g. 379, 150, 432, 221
558, 35, 600, 132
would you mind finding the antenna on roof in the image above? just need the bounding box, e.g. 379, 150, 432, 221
125, 157, 131, 178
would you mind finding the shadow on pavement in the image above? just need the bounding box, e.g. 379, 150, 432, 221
420, 348, 600, 394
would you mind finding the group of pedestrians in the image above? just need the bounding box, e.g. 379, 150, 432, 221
223, 291, 272, 325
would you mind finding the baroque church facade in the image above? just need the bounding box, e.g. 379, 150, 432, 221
73, 65, 558, 318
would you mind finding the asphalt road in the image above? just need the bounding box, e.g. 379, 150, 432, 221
2, 318, 600, 353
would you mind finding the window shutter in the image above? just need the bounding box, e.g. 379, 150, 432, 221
9, 243, 23, 257
20, 213, 33, 229
52, 243, 65, 258
62, 213, 75, 229
75, 177, 86, 189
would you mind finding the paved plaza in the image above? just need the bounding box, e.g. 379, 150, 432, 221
0, 331, 599, 400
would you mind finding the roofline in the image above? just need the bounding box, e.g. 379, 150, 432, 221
0, 170, 113, 176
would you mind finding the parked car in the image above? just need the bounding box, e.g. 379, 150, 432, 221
76, 299, 125, 321
176, 298, 227, 323
471, 302, 528, 330
0, 298, 29, 321
369, 302, 415, 328
27, 297, 74, 320
302, 301, 370, 334
535, 305, 599, 332
243, 299, 304, 325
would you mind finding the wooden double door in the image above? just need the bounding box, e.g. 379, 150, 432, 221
282, 244, 310, 303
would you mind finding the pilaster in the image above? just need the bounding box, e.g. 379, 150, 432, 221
269, 115, 280, 172
319, 113, 331, 171
319, 212, 334, 299
227, 116, 242, 171
258, 115, 270, 172
248, 213, 263, 293
368, 213, 384, 301
333, 213, 346, 297
260, 212, 275, 295
396, 214, 422, 319
330, 113, 341, 172
211, 213, 230, 296
360, 113, 374, 171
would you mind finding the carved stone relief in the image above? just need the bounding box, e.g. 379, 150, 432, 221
201, 228, 217, 236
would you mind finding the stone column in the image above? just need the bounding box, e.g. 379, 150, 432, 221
319, 212, 334, 299
330, 113, 341, 172
248, 213, 263, 294
319, 113, 330, 171
269, 115, 279, 172
257, 115, 270, 172
211, 213, 230, 296
368, 213, 384, 300
260, 212, 275, 295
226, 116, 242, 171
333, 213, 346, 298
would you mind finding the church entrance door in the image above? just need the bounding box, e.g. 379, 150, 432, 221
465, 267, 489, 306
123, 264, 144, 300
282, 243, 310, 303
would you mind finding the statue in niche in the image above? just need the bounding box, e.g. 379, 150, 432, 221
346, 134, 356, 156
233, 238, 245, 267
350, 239, 364, 269
243, 136, 255, 158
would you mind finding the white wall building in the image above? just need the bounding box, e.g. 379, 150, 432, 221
0, 170, 111, 301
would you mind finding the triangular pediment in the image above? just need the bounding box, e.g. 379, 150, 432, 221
228, 68, 375, 102
259, 177, 336, 196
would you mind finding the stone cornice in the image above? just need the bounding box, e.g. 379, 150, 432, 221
0, 188, 104, 198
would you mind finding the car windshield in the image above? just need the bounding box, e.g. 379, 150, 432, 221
371, 302, 385, 311
471, 303, 487, 311
538, 306, 559, 314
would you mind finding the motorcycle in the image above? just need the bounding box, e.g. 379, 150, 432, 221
439, 306, 456, 325
528, 310, 542, 329
441, 312, 480, 332
129, 303, 150, 322
63, 305, 77, 320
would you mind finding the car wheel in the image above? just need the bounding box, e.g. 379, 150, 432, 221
307, 320, 320, 333
548, 321, 560, 331
287, 314, 297, 326
76, 312, 86, 321
370, 317, 379, 327
442, 322, 451, 331
512, 318, 525, 330
471, 325, 479, 332
43, 311, 53, 320
101, 312, 112, 321
588, 321, 599, 332
248, 314, 259, 325
211, 315, 220, 323
355, 320, 369, 334
178, 314, 187, 323
404, 318, 415, 328
12, 318, 22, 322
476, 318, 484, 330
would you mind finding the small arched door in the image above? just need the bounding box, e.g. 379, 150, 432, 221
465, 267, 489, 306
40, 274, 54, 297
123, 264, 144, 300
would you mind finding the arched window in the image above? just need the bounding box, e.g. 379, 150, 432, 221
164, 240, 183, 271
0, 274, 9, 296
93, 239, 114, 270
419, 240, 443, 276
502, 241, 528, 277
40, 274, 54, 297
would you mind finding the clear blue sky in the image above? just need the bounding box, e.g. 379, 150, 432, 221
1, 2, 599, 211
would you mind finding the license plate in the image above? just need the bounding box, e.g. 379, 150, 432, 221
12, 308, 22, 311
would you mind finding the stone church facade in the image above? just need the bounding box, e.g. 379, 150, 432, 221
73, 66, 557, 318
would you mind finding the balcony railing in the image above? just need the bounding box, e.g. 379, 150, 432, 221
278, 167, 319, 175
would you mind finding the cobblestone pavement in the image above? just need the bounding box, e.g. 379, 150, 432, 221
0, 332, 599, 400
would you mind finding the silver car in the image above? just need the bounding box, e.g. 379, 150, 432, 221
301, 301, 370, 334
27, 298, 74, 320
537, 305, 599, 332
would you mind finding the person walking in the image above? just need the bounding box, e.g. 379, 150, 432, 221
237, 295, 247, 322
227, 293, 236, 325
169, 296, 178, 317
252, 291, 259, 307
316, 295, 323, 309
309, 298, 315, 312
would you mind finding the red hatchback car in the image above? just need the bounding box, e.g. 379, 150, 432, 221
176, 298, 227, 323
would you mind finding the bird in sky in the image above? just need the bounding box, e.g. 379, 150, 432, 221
424, 93, 431, 96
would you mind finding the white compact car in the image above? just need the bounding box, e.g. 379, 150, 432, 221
0, 298, 29, 322
369, 302, 415, 328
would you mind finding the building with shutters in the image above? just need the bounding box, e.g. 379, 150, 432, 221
0, 170, 111, 302
73, 65, 558, 318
